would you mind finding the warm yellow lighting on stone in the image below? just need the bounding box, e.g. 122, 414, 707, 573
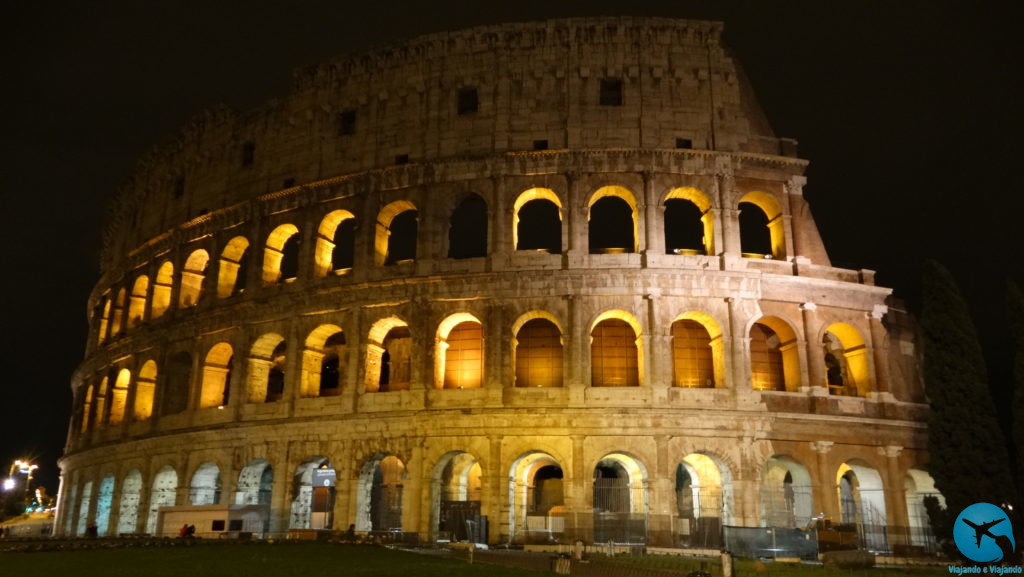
374, 201, 417, 266
151, 261, 173, 319
301, 324, 345, 397
512, 188, 562, 250
435, 313, 483, 389
133, 360, 157, 420
200, 342, 234, 408
665, 187, 714, 255
247, 333, 286, 403
128, 276, 149, 330
107, 368, 131, 426
216, 236, 250, 298
315, 210, 355, 277
590, 310, 643, 387
262, 224, 299, 284
738, 191, 785, 259
179, 249, 209, 307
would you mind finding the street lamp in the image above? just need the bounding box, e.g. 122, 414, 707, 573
9, 460, 38, 511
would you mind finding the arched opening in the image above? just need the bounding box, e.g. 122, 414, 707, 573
357, 455, 405, 532
291, 457, 336, 530
134, 360, 157, 420
235, 459, 273, 536
63, 482, 79, 535
671, 315, 721, 388
302, 325, 346, 398
436, 314, 484, 389
128, 275, 149, 329
431, 452, 483, 542
190, 462, 222, 505
588, 187, 638, 254
675, 453, 731, 548
80, 383, 94, 433
162, 351, 192, 415
217, 236, 250, 298
508, 452, 564, 544
313, 210, 357, 277
92, 376, 109, 428
179, 249, 209, 307
593, 453, 648, 544
375, 201, 418, 265
246, 334, 286, 403
749, 317, 800, 391
738, 192, 785, 259
664, 187, 713, 255
107, 368, 131, 425
591, 313, 642, 387
111, 288, 126, 336
905, 470, 943, 551
94, 475, 115, 536
837, 460, 889, 552
147, 466, 178, 535
513, 188, 562, 253
762, 456, 813, 528
97, 295, 111, 344
151, 261, 174, 319
365, 317, 411, 392
448, 194, 488, 259
513, 316, 563, 388
77, 480, 93, 536
116, 470, 142, 535
200, 343, 233, 408
262, 224, 300, 284
822, 322, 870, 397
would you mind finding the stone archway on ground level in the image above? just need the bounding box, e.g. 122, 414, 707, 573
430, 451, 483, 542
508, 451, 564, 544
290, 456, 335, 530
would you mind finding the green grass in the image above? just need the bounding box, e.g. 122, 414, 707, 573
591, 554, 950, 577
0, 542, 556, 577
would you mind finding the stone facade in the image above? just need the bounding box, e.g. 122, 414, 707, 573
58, 17, 937, 549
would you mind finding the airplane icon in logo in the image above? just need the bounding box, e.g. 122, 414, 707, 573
962, 517, 1006, 548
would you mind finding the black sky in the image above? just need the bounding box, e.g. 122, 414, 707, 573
3, 1, 1022, 493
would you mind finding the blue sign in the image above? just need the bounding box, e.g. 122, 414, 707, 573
953, 502, 1015, 563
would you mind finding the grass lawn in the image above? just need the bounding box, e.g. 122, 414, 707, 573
593, 553, 949, 577
0, 542, 555, 577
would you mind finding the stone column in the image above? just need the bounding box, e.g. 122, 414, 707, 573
648, 435, 674, 546
784, 176, 808, 260
726, 297, 748, 390
331, 441, 352, 532
867, 305, 893, 398
403, 444, 425, 539
801, 303, 825, 392
565, 434, 589, 541
268, 452, 292, 535
565, 172, 584, 268
810, 441, 837, 521
567, 295, 585, 406
642, 171, 663, 260
482, 434, 504, 544
879, 445, 908, 548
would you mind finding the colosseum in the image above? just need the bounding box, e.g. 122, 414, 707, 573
56, 17, 939, 552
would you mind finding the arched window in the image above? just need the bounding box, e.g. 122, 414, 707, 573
151, 261, 174, 319
738, 192, 785, 259
162, 351, 193, 415
513, 188, 562, 253
107, 368, 131, 425
375, 201, 418, 265
822, 322, 870, 397
80, 383, 94, 433
365, 317, 411, 392
190, 462, 222, 506
514, 317, 563, 387
263, 224, 300, 284
267, 342, 287, 402
93, 375, 109, 428
588, 186, 638, 254
128, 276, 149, 329
664, 187, 714, 255
216, 236, 250, 298
448, 194, 488, 259
96, 295, 111, 344
436, 315, 483, 389
179, 250, 209, 307
591, 314, 641, 387
134, 360, 157, 420
671, 319, 714, 387
302, 325, 346, 397
749, 317, 800, 391
111, 288, 127, 336
200, 343, 234, 408
358, 455, 405, 531
314, 210, 356, 277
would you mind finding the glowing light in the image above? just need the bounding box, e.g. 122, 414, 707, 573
2, 478, 15, 491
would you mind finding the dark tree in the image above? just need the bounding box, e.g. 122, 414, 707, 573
921, 260, 1014, 519
1009, 281, 1024, 493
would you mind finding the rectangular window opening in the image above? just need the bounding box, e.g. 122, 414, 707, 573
173, 177, 185, 199
599, 78, 623, 106
394, 154, 409, 165
211, 520, 226, 531
532, 139, 549, 151
457, 87, 479, 115
676, 138, 693, 150
228, 519, 243, 531
241, 142, 256, 167
338, 109, 357, 136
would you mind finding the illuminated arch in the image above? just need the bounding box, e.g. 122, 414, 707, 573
664, 186, 714, 255
290, 456, 335, 529
127, 275, 149, 329
837, 459, 889, 551
111, 288, 127, 336
146, 466, 178, 534
429, 451, 483, 541
133, 360, 157, 420
179, 249, 210, 307
365, 316, 411, 392
821, 322, 870, 397
512, 311, 564, 388
512, 188, 563, 252
247, 333, 286, 403
151, 261, 174, 319
508, 451, 565, 543
905, 469, 944, 548
590, 310, 644, 387
356, 454, 406, 531
80, 383, 94, 433
97, 295, 112, 344
199, 342, 234, 408
216, 236, 250, 298
435, 313, 484, 389
738, 191, 785, 259
671, 312, 724, 388
588, 185, 639, 254
674, 452, 734, 545
263, 224, 300, 284
375, 201, 418, 265
93, 375, 109, 428
315, 210, 356, 277
237, 459, 274, 506
115, 469, 142, 534
189, 461, 222, 506
302, 324, 346, 397
107, 368, 131, 426
749, 316, 801, 391
761, 455, 813, 528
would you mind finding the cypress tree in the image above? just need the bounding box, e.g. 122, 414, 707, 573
920, 260, 1014, 517
1009, 281, 1024, 488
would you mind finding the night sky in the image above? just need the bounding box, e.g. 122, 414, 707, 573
3, 1, 1021, 494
